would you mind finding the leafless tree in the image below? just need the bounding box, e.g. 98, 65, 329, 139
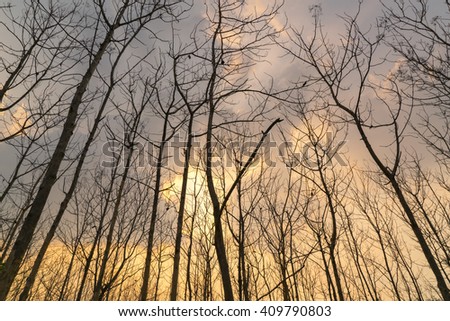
198, 0, 284, 300
282, 3, 450, 299
0, 0, 129, 299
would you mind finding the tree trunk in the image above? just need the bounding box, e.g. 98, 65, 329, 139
354, 120, 450, 300
140, 113, 170, 301
170, 117, 194, 300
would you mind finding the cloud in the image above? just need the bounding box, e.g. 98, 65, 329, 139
0, 101, 29, 140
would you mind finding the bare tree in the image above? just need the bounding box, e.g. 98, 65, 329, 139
168, 52, 207, 299
139, 61, 183, 301
17, 12, 151, 299
282, 4, 450, 299
197, 0, 284, 300
0, 0, 132, 299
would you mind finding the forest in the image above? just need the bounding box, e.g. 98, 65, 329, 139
0, 0, 449, 301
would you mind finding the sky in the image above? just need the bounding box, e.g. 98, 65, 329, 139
1, 0, 446, 177
0, 0, 441, 190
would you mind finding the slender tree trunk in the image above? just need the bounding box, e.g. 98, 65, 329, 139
170, 117, 193, 300
76, 222, 105, 301
202, 1, 234, 300
184, 192, 197, 301
91, 138, 136, 300
140, 113, 170, 301
237, 182, 250, 301
204, 76, 234, 300
58, 244, 78, 301
318, 236, 336, 300
318, 169, 345, 301
279, 252, 291, 301
375, 227, 402, 300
